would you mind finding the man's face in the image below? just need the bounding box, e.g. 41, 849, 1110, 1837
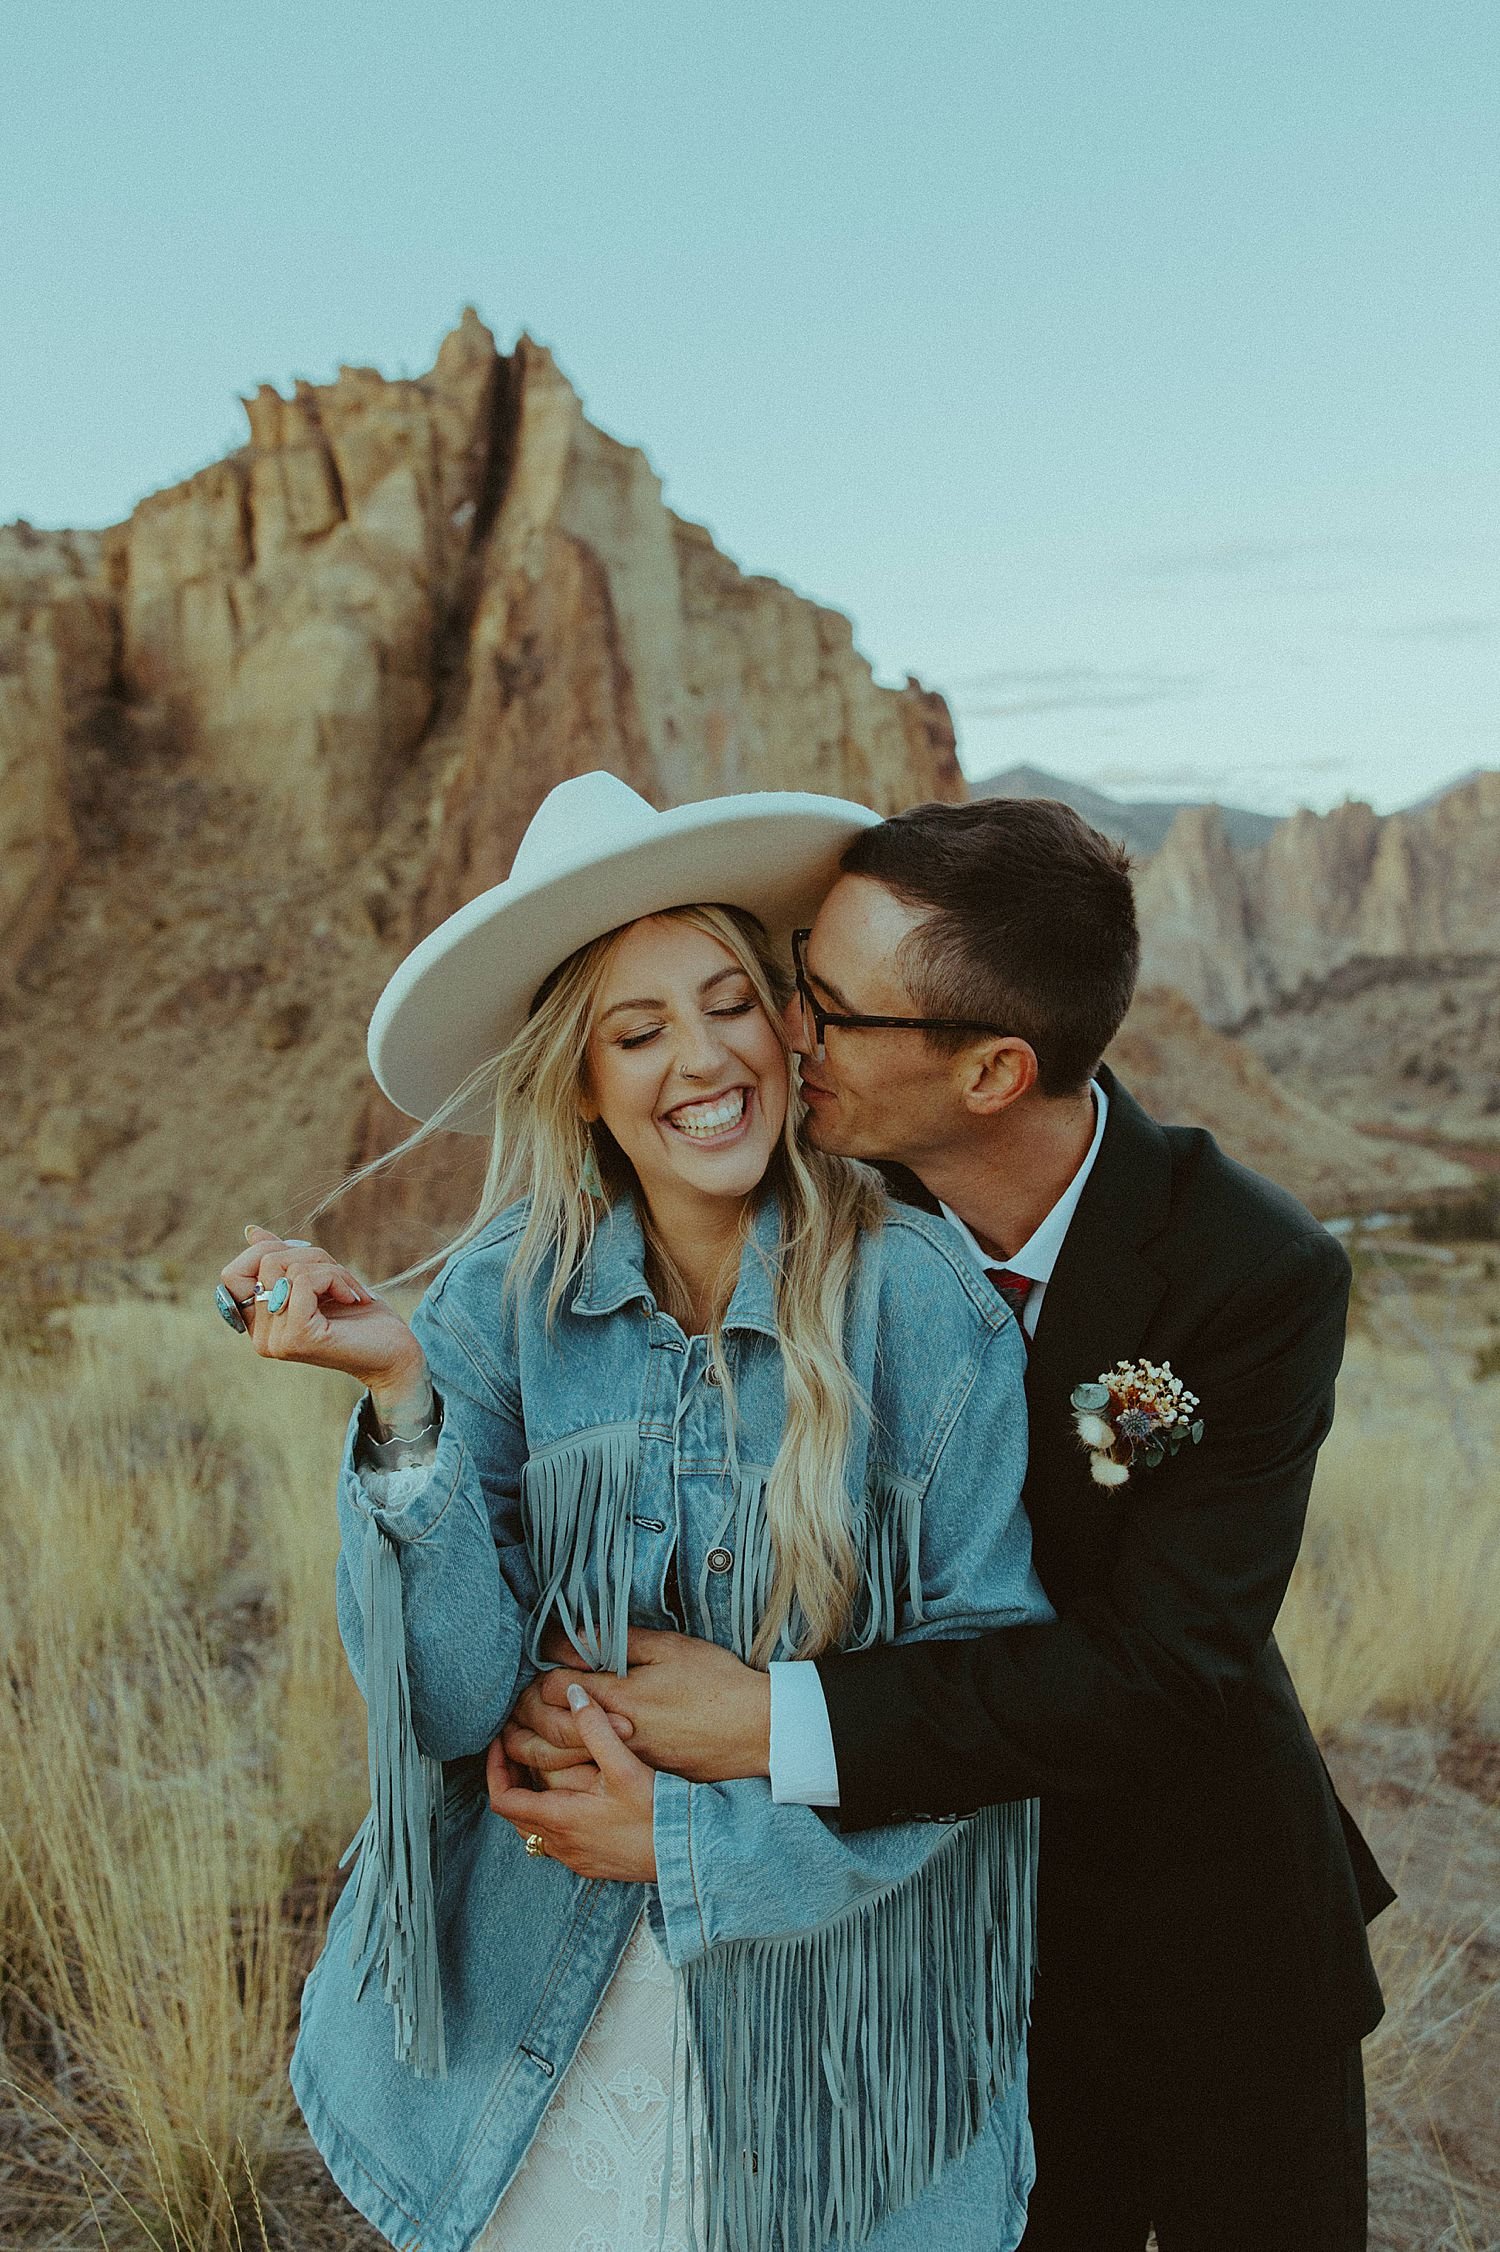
785, 875, 973, 1168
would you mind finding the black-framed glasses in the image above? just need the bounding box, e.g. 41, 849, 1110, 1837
790, 928, 1010, 1062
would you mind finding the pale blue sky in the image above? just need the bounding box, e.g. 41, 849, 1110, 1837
4, 0, 1496, 814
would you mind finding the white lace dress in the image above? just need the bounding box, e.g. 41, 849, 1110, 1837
474, 1908, 694, 2252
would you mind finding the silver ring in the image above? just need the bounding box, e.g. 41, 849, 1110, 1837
214, 1284, 252, 1334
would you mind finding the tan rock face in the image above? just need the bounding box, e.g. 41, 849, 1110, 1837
112, 306, 501, 853
411, 338, 961, 929
0, 525, 116, 982
1131, 805, 1263, 1024
30, 1103, 138, 1186
1137, 778, 1500, 1029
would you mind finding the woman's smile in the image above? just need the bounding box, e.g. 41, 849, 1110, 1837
661, 1085, 754, 1145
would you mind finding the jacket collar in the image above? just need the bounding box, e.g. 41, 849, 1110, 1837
570, 1189, 783, 1339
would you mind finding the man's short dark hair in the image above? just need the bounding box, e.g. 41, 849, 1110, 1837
840, 798, 1139, 1097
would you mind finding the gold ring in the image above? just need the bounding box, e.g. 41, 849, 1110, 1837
523, 1831, 548, 1858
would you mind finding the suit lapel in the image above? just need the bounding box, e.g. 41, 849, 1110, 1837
1024, 1072, 1172, 1503
880, 1076, 1173, 1509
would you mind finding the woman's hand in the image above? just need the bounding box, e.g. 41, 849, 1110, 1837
503, 1628, 772, 1782
490, 1687, 658, 1882
218, 1225, 429, 1412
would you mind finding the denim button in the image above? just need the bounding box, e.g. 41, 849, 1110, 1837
706, 1547, 733, 1574
705, 1363, 720, 1385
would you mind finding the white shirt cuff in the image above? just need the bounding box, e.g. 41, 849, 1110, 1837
768, 1660, 841, 1807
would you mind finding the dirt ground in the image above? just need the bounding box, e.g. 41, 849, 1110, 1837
1326, 1722, 1500, 2251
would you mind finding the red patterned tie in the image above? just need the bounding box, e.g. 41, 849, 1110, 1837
988, 1268, 1032, 1328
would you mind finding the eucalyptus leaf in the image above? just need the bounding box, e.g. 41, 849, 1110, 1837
1191, 1420, 1204, 1444
1071, 1382, 1111, 1412
1143, 1445, 1165, 1468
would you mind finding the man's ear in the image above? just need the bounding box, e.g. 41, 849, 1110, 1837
960, 1037, 1038, 1116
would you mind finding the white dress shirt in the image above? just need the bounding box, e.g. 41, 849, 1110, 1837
768, 1082, 1109, 1807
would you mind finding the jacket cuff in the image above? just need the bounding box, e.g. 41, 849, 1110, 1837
353, 1385, 444, 1472
339, 1393, 462, 1546
651, 1771, 711, 1967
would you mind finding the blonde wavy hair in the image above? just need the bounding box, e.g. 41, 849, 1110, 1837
311, 906, 885, 1663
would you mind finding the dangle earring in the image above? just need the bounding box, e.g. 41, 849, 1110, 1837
580, 1138, 605, 1199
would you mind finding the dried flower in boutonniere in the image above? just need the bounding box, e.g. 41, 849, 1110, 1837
1071, 1360, 1203, 1487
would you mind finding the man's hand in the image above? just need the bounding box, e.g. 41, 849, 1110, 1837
490, 1687, 658, 1881
501, 1629, 772, 1784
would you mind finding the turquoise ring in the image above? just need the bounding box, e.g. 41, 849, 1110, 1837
254, 1276, 293, 1314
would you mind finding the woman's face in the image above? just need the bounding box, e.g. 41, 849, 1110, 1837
584, 916, 789, 1220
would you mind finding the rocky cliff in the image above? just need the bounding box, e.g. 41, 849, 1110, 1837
1134, 776, 1500, 1146
0, 311, 962, 1277
1107, 987, 1470, 1214
1137, 777, 1500, 1027
0, 525, 116, 983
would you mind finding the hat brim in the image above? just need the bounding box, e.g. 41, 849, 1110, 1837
368, 791, 882, 1134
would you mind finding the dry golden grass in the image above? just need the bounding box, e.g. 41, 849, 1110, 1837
0, 1298, 368, 2249
0, 1261, 1494, 2248
1277, 1272, 1500, 1738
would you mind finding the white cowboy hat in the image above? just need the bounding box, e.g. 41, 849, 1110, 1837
368, 770, 882, 1133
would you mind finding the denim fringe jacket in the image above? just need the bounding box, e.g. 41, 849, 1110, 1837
290, 1191, 1052, 2252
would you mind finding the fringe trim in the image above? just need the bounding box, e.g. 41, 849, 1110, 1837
699, 1469, 923, 1664
523, 1424, 640, 1675
340, 1525, 448, 2079
849, 1472, 925, 1651
672, 1797, 1037, 2252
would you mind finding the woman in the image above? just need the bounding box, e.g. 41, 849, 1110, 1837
217, 773, 1051, 2252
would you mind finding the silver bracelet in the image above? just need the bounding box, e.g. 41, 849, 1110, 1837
358, 1385, 443, 1467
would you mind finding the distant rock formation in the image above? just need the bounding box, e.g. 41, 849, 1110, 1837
970, 763, 1279, 857
1108, 987, 1470, 1214
1137, 775, 1500, 1027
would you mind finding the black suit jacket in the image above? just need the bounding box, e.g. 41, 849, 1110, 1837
818, 1068, 1394, 2051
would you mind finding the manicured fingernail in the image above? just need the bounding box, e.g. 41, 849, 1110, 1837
566, 1684, 590, 1712
244, 1224, 260, 1242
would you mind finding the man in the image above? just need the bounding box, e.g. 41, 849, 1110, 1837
494, 796, 1394, 2251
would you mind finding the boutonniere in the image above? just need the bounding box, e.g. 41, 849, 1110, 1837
1071, 1360, 1203, 1487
